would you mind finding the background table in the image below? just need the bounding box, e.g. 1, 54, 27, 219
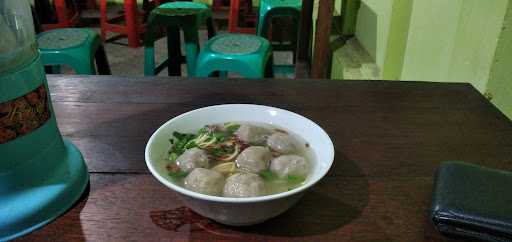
16, 75, 512, 241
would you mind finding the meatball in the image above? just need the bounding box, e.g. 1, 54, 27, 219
270, 155, 309, 178
235, 124, 270, 145
235, 146, 271, 173
223, 173, 266, 197
176, 147, 209, 173
267, 132, 296, 154
184, 168, 224, 196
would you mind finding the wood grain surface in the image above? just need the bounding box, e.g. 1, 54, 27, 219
15, 75, 512, 242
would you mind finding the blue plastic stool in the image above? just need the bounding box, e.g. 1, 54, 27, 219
196, 33, 273, 78
37, 28, 111, 75
144, 1, 215, 77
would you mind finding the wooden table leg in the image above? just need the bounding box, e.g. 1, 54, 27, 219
311, 0, 334, 79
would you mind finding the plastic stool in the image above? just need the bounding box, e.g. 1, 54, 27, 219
38, 28, 111, 75
257, 0, 301, 37
100, 0, 161, 48
228, 0, 257, 34
144, 1, 215, 77
196, 33, 273, 78
257, 0, 301, 75
41, 0, 80, 30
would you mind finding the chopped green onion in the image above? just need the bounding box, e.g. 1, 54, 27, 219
213, 132, 227, 142
169, 131, 197, 156
287, 175, 305, 184
198, 127, 209, 134
184, 140, 197, 149
287, 176, 305, 191
168, 152, 178, 162
168, 170, 188, 179
259, 170, 277, 181
225, 123, 241, 134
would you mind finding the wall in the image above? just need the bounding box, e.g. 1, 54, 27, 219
354, 0, 393, 76
400, 0, 508, 92
487, 2, 512, 119
331, 0, 512, 119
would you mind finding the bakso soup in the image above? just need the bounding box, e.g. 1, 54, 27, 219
162, 122, 313, 197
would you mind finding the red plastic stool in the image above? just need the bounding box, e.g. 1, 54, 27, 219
228, 0, 256, 34
42, 0, 80, 31
100, 0, 160, 48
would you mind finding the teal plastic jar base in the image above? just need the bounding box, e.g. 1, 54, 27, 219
0, 139, 89, 241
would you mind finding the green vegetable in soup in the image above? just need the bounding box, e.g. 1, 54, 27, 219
169, 131, 196, 156
168, 152, 178, 162
225, 123, 241, 134
259, 170, 277, 181
287, 175, 306, 185
168, 170, 188, 179
287, 175, 306, 190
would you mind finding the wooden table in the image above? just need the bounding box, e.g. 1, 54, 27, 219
17, 75, 512, 241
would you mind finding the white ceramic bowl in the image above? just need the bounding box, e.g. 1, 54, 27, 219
145, 104, 334, 226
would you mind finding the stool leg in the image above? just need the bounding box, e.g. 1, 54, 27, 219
167, 26, 182, 76
144, 45, 156, 76
125, 0, 141, 48
95, 44, 112, 75
264, 55, 274, 78
206, 17, 216, 39
183, 28, 199, 77
55, 0, 70, 27
257, 11, 271, 37
228, 0, 240, 32
74, 57, 96, 75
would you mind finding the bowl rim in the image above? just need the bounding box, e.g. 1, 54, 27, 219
145, 104, 335, 203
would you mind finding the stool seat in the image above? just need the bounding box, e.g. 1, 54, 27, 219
210, 34, 262, 54
38, 28, 111, 75
144, 2, 215, 77
155, 1, 209, 16
38, 29, 89, 49
196, 33, 273, 78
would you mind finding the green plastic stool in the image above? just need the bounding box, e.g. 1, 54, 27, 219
257, 0, 302, 37
37, 28, 111, 75
257, 0, 301, 75
144, 1, 215, 77
196, 33, 273, 78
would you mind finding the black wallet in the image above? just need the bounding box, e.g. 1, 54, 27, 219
431, 161, 512, 242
